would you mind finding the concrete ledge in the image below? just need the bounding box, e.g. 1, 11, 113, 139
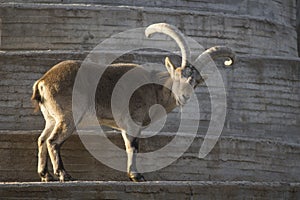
0, 181, 299, 199
0, 2, 297, 56
0, 130, 299, 183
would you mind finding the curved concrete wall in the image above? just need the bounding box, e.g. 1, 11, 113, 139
0, 0, 299, 186
0, 2, 298, 56
1, 181, 299, 199
0, 51, 299, 143
297, 0, 300, 56
0, 0, 297, 26
1, 131, 299, 183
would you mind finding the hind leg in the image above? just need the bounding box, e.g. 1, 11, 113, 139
38, 104, 55, 182
44, 98, 76, 182
47, 117, 75, 182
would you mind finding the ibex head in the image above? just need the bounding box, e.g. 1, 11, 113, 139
164, 56, 205, 105
146, 23, 235, 106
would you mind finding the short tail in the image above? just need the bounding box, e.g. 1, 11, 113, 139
31, 81, 42, 112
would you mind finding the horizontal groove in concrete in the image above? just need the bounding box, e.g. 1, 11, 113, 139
0, 181, 299, 199
0, 2, 297, 56
0, 2, 292, 27
1, 50, 300, 62
1, 180, 299, 188
1, 130, 299, 147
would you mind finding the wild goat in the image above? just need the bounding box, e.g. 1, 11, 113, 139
31, 23, 235, 182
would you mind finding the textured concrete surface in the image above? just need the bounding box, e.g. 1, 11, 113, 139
0, 181, 299, 200
0, 131, 299, 183
297, 0, 300, 56
0, 2, 297, 56
0, 1, 299, 199
0, 0, 297, 25
0, 51, 299, 143
0, 1, 298, 136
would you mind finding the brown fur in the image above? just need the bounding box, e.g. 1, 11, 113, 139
32, 45, 235, 182
31, 81, 41, 112
32, 59, 178, 182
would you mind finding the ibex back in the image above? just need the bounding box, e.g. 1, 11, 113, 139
32, 23, 235, 182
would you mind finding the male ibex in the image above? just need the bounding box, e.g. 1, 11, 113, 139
32, 23, 235, 182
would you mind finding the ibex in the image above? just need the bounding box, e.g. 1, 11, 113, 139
31, 23, 235, 182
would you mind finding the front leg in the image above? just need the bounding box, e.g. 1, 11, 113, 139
121, 130, 146, 182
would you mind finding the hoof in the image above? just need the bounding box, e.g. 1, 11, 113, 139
40, 172, 54, 182
128, 172, 146, 182
58, 171, 75, 182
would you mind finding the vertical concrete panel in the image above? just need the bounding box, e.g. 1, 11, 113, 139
0, 18, 2, 47
297, 0, 300, 56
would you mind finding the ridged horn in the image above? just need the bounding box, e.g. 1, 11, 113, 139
145, 23, 191, 68
198, 46, 236, 66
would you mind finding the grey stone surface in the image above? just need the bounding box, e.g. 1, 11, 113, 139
0, 1, 298, 139
0, 131, 299, 183
0, 2, 299, 197
0, 51, 299, 143
0, 181, 299, 200
297, 0, 300, 56
0, 0, 297, 26
0, 2, 297, 56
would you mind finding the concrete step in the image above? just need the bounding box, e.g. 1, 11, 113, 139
0, 0, 296, 27
0, 2, 297, 56
0, 181, 299, 199
0, 50, 299, 142
0, 130, 299, 183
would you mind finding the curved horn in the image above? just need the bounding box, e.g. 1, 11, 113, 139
145, 23, 191, 68
198, 46, 236, 66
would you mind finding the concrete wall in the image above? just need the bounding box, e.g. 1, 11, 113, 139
0, 51, 299, 143
1, 181, 299, 199
0, 2, 298, 137
1, 131, 299, 183
0, 2, 297, 56
297, 0, 300, 56
0, 1, 299, 190
0, 51, 85, 130
0, 0, 297, 27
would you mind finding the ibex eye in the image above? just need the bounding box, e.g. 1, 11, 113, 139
183, 68, 192, 77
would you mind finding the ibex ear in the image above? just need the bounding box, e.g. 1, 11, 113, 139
165, 57, 176, 78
